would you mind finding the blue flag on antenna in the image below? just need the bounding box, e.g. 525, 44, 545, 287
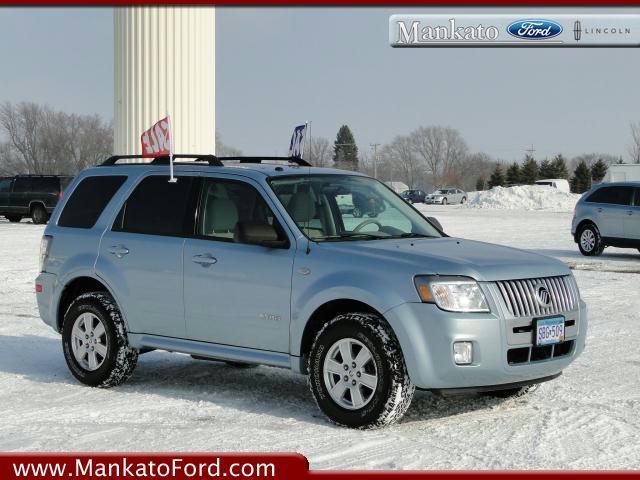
288, 124, 307, 158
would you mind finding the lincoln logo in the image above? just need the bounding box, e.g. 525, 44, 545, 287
574, 20, 582, 41
535, 285, 552, 308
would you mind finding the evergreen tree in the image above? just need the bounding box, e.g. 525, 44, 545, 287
488, 164, 505, 188
570, 160, 592, 193
551, 154, 569, 179
538, 159, 554, 179
520, 155, 539, 184
332, 125, 359, 171
505, 162, 521, 185
475, 177, 485, 191
590, 158, 608, 183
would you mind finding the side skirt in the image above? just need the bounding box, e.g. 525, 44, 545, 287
129, 333, 297, 370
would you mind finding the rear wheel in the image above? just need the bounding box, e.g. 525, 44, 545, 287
62, 292, 138, 388
31, 204, 48, 224
5, 215, 21, 223
578, 223, 604, 256
307, 312, 414, 429
461, 197, 467, 204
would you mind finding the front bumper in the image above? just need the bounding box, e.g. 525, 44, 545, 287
425, 198, 444, 204
384, 298, 587, 390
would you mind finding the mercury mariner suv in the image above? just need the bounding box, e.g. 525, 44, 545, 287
36, 155, 587, 429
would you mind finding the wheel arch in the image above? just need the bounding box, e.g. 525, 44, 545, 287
28, 200, 46, 213
56, 275, 116, 332
575, 218, 597, 242
298, 298, 397, 374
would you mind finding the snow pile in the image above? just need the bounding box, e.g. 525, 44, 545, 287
467, 185, 581, 211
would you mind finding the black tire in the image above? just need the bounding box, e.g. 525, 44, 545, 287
62, 292, 138, 388
307, 313, 415, 429
442, 198, 448, 205
480, 384, 538, 399
31, 204, 48, 224
577, 223, 604, 256
461, 197, 467, 204
5, 215, 21, 223
352, 207, 362, 218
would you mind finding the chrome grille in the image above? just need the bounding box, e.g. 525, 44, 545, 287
496, 276, 579, 318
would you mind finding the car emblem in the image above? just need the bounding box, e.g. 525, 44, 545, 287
535, 284, 552, 308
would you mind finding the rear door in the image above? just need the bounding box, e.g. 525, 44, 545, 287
624, 188, 640, 240
183, 175, 295, 353
97, 173, 199, 338
586, 186, 634, 238
10, 177, 31, 215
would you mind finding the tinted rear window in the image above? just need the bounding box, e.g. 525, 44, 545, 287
30, 177, 60, 194
586, 186, 634, 206
113, 175, 196, 237
58, 176, 127, 229
13, 178, 31, 192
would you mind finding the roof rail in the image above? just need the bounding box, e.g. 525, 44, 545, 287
100, 154, 311, 168
100, 154, 223, 167
217, 156, 312, 167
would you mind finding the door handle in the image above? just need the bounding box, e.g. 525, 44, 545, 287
597, 208, 603, 213
108, 245, 129, 258
192, 254, 217, 267
627, 210, 634, 216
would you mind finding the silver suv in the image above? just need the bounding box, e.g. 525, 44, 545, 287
36, 155, 587, 429
572, 182, 640, 256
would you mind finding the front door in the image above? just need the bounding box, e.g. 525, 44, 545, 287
184, 176, 295, 353
591, 186, 634, 238
96, 173, 199, 338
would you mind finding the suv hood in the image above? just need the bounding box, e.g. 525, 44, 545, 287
322, 237, 570, 282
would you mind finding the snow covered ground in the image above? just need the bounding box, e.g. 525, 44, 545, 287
466, 185, 581, 212
1, 210, 639, 470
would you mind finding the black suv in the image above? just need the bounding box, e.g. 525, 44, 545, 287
0, 175, 73, 224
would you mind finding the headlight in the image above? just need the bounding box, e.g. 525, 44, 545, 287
414, 276, 490, 313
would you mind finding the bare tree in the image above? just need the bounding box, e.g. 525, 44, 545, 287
381, 135, 422, 189
0, 101, 112, 174
215, 131, 242, 157
629, 122, 640, 163
409, 126, 468, 186
308, 136, 332, 167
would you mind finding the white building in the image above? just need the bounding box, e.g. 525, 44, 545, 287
602, 164, 640, 183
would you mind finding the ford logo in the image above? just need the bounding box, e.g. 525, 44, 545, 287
507, 19, 563, 40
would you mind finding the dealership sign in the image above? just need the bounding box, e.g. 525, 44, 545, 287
390, 14, 640, 47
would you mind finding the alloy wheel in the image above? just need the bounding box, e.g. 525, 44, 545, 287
323, 338, 378, 410
580, 229, 595, 252
71, 312, 108, 371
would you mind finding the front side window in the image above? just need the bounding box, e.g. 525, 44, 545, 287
197, 178, 286, 244
269, 174, 442, 242
113, 175, 196, 236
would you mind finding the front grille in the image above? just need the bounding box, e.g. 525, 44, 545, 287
496, 276, 579, 318
507, 340, 575, 365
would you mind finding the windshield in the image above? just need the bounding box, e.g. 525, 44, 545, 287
269, 174, 442, 242
434, 189, 448, 195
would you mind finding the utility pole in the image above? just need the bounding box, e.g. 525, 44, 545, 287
526, 144, 536, 157
370, 143, 380, 179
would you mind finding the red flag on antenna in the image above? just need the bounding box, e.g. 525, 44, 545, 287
140, 116, 172, 158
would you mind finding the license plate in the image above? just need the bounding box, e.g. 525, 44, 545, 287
535, 316, 565, 346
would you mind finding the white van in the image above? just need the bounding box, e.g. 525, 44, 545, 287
535, 179, 570, 193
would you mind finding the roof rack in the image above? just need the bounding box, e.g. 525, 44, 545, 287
100, 154, 311, 168
101, 154, 222, 167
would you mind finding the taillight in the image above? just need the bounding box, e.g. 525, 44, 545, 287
40, 235, 52, 272
58, 191, 62, 201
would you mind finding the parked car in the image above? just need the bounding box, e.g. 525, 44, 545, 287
36, 155, 587, 429
425, 187, 467, 205
0, 175, 73, 224
535, 179, 570, 193
572, 181, 640, 256
401, 189, 426, 204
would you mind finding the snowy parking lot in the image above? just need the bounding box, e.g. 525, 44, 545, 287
1, 204, 639, 469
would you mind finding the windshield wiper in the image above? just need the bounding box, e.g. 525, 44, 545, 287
317, 232, 384, 241
390, 232, 436, 239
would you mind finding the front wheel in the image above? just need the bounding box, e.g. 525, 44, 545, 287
352, 207, 362, 218
5, 215, 21, 223
307, 313, 415, 429
578, 223, 604, 256
442, 198, 448, 205
62, 292, 138, 388
461, 197, 467, 204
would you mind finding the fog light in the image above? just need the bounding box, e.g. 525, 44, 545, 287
453, 342, 473, 365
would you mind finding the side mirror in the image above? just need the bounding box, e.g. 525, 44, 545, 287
234, 221, 289, 249
427, 216, 443, 231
